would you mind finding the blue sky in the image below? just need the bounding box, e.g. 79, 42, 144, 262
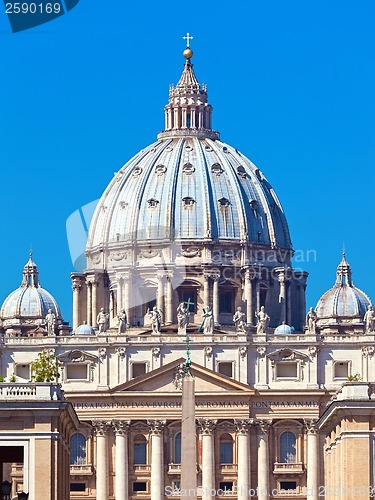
0, 1, 374, 325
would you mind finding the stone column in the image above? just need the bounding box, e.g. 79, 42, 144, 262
287, 280, 292, 326
86, 280, 92, 326
157, 273, 165, 323
116, 276, 123, 313
203, 274, 210, 308
72, 277, 81, 331
212, 274, 220, 326
198, 419, 217, 500
93, 421, 110, 500
244, 268, 253, 325
278, 272, 286, 324
235, 420, 252, 499
166, 271, 173, 325
91, 277, 98, 326
124, 273, 132, 326
148, 420, 166, 500
305, 420, 319, 500
113, 420, 130, 500
256, 420, 271, 500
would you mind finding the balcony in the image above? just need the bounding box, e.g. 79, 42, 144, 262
273, 462, 304, 474
0, 383, 62, 401
134, 465, 151, 473
70, 464, 95, 476
168, 463, 181, 475
216, 464, 238, 474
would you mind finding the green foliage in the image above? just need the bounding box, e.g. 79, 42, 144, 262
347, 373, 362, 382
0, 376, 5, 383
31, 350, 61, 383
9, 374, 17, 383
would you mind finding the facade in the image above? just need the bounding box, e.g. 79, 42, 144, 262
1, 44, 375, 500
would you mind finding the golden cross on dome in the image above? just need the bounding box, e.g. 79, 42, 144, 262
183, 32, 193, 48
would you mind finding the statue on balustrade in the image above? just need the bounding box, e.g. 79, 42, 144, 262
306, 307, 317, 334
255, 306, 270, 334
97, 308, 109, 333
364, 305, 375, 333
233, 306, 246, 333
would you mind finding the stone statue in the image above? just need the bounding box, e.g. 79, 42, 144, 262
364, 305, 375, 333
233, 306, 246, 333
117, 308, 127, 334
306, 307, 317, 334
97, 308, 109, 333
201, 306, 214, 335
149, 306, 161, 334
45, 308, 56, 335
255, 306, 270, 334
177, 302, 189, 333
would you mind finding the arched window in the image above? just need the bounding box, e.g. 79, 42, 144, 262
175, 432, 181, 464
70, 433, 86, 465
280, 431, 296, 463
134, 434, 147, 464
219, 433, 233, 464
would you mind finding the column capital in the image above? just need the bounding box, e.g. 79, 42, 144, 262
92, 420, 111, 436
197, 418, 217, 435
148, 419, 166, 435
305, 419, 319, 434
112, 420, 131, 436
254, 419, 272, 434
72, 277, 82, 292
234, 419, 253, 435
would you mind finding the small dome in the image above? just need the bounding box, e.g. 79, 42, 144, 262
75, 323, 95, 335
274, 323, 294, 335
316, 254, 372, 324
0, 255, 62, 334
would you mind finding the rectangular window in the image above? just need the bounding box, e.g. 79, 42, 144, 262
219, 482, 233, 491
66, 364, 88, 380
15, 364, 30, 380
219, 291, 234, 314
276, 362, 297, 378
334, 362, 349, 378
179, 290, 197, 313
218, 362, 233, 378
280, 481, 297, 491
70, 483, 86, 492
134, 443, 147, 464
133, 482, 147, 492
132, 363, 147, 379
220, 442, 233, 464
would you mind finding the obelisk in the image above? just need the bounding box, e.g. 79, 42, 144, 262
180, 332, 197, 499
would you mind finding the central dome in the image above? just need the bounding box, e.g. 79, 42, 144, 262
87, 52, 291, 256
75, 46, 305, 332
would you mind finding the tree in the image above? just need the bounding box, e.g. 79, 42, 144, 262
31, 349, 61, 382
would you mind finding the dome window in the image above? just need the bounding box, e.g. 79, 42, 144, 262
222, 146, 228, 153
147, 198, 159, 208
218, 197, 230, 207
205, 145, 213, 152
155, 164, 167, 175
211, 163, 224, 176
182, 197, 195, 207
165, 146, 173, 152
185, 145, 193, 152
119, 201, 128, 210
237, 165, 247, 178
183, 163, 195, 175
132, 166, 143, 177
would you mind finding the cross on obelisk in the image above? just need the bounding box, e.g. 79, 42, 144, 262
183, 32, 194, 47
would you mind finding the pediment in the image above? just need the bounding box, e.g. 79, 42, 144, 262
267, 348, 308, 362
57, 349, 98, 363
110, 358, 253, 395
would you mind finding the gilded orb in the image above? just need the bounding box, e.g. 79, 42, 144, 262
183, 48, 193, 59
